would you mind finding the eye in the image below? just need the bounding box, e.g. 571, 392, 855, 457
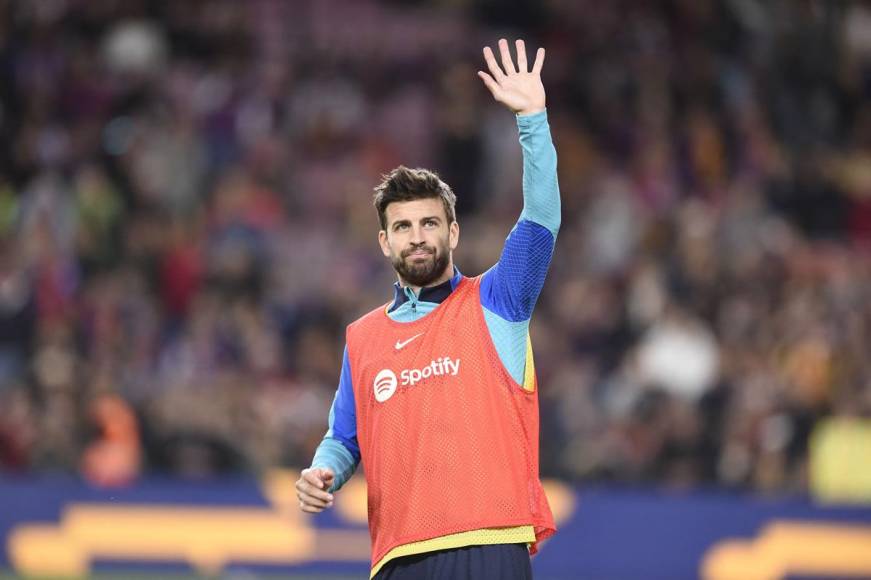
424, 219, 438, 228
394, 223, 409, 232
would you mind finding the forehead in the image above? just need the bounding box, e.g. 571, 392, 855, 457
383, 198, 447, 225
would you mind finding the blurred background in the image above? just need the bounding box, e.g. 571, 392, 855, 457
1, 0, 871, 578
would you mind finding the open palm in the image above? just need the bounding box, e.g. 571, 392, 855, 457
478, 39, 546, 116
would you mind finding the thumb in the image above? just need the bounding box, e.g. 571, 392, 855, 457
312, 467, 335, 488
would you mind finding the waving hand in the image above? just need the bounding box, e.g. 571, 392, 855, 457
478, 38, 546, 116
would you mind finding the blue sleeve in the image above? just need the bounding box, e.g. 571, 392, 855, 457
517, 109, 561, 237
481, 110, 560, 322
311, 345, 360, 492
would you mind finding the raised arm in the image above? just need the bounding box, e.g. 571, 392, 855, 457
477, 39, 560, 386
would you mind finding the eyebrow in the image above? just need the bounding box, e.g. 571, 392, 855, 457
391, 216, 442, 229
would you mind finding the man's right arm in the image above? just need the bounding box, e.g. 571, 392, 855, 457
297, 345, 360, 511
312, 344, 360, 489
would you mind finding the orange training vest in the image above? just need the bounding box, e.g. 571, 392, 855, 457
346, 275, 556, 567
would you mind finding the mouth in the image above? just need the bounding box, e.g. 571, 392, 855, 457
405, 249, 433, 259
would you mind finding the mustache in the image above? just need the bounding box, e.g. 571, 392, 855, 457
401, 245, 435, 258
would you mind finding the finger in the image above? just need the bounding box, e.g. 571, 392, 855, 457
300, 492, 332, 509
303, 470, 331, 491
477, 71, 502, 99
301, 485, 333, 503
296, 479, 333, 502
482, 46, 505, 81
300, 501, 325, 513
532, 47, 545, 75
515, 39, 528, 73
499, 38, 516, 75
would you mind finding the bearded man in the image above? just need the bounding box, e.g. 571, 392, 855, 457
296, 38, 560, 580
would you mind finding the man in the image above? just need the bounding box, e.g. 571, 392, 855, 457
296, 38, 560, 580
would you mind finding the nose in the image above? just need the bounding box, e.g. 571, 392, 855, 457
409, 225, 426, 245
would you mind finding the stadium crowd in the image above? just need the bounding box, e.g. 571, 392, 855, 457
1, 0, 870, 493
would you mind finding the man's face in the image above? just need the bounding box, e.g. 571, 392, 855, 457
378, 198, 459, 288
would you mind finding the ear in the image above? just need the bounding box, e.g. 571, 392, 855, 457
378, 229, 391, 257
449, 221, 459, 251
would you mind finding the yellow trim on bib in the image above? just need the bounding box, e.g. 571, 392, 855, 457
522, 334, 536, 392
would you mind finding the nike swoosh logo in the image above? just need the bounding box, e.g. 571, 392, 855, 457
395, 333, 424, 350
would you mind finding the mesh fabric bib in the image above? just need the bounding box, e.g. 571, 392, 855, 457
347, 276, 556, 568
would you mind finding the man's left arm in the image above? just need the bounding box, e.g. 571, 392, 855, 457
481, 110, 559, 313
479, 111, 560, 383
478, 40, 560, 385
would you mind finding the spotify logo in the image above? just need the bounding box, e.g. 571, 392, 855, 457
373, 369, 398, 402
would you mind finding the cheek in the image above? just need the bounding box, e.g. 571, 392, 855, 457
380, 235, 394, 256
394, 237, 413, 256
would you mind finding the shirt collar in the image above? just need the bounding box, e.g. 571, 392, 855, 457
388, 267, 463, 312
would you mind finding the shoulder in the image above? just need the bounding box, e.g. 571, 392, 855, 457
449, 274, 484, 300
347, 302, 391, 334
457, 274, 483, 289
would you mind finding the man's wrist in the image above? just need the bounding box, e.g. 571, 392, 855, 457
516, 109, 548, 128
517, 107, 546, 117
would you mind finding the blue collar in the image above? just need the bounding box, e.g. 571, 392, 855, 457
388, 267, 464, 313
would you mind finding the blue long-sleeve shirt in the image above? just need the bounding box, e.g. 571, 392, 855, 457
312, 110, 560, 490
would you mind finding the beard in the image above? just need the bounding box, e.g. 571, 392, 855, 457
391, 240, 451, 287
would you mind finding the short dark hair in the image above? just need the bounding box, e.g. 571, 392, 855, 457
373, 166, 457, 230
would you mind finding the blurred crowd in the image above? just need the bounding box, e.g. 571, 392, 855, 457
1, 0, 870, 493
